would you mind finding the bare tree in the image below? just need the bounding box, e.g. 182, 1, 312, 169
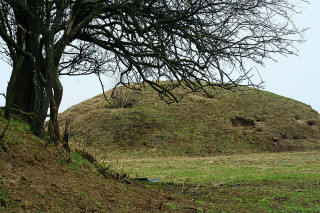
0, 0, 308, 138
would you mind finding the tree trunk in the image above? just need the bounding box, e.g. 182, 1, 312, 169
49, 74, 63, 142
4, 3, 62, 137
5, 59, 36, 122
5, 6, 36, 122
31, 70, 50, 137
5, 58, 21, 119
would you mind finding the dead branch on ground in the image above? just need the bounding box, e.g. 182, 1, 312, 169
63, 119, 71, 156
0, 120, 10, 150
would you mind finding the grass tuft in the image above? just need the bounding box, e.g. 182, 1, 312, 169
0, 181, 13, 209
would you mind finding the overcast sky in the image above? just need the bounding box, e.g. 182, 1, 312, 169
0, 1, 319, 113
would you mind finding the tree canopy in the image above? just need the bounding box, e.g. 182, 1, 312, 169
0, 0, 307, 139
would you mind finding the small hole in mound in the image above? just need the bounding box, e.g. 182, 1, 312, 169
307, 120, 316, 126
272, 138, 279, 142
123, 102, 134, 108
205, 93, 215, 99
230, 117, 255, 128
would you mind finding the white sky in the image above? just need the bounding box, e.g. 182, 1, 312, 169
0, 1, 319, 113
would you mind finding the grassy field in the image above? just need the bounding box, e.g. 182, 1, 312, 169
108, 151, 320, 212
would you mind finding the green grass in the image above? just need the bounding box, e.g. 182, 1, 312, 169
0, 116, 37, 149
58, 150, 93, 171
110, 151, 320, 212
113, 151, 320, 183
0, 180, 13, 210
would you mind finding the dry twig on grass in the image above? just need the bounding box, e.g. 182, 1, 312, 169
62, 119, 71, 155
0, 120, 10, 151
75, 148, 97, 163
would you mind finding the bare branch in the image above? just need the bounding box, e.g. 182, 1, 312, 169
97, 72, 111, 105
72, 0, 308, 102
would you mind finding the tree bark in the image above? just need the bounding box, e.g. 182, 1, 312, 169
5, 6, 36, 121
5, 59, 35, 121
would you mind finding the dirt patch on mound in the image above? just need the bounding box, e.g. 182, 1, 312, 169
230, 116, 256, 128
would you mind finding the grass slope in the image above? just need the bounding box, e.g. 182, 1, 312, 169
2, 116, 318, 212
0, 116, 203, 212
58, 85, 320, 159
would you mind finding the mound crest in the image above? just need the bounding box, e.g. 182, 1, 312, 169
58, 85, 320, 158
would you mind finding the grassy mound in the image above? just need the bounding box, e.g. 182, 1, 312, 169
2, 89, 319, 212
57, 85, 320, 159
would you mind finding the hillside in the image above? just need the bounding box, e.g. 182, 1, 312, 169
0, 116, 205, 212
58, 84, 320, 159
1, 85, 320, 212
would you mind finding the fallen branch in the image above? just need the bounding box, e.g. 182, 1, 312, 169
11, 104, 34, 116
0, 120, 10, 142
1, 104, 34, 120
75, 148, 97, 163
63, 119, 71, 155
0, 105, 34, 119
